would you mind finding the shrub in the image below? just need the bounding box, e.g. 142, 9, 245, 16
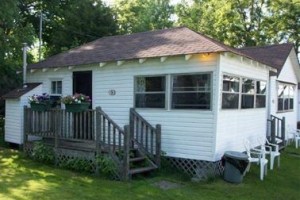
0, 116, 4, 130
96, 155, 118, 178
32, 142, 55, 164
58, 157, 94, 173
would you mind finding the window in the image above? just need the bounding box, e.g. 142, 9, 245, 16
278, 83, 294, 112
51, 80, 62, 95
241, 78, 255, 109
256, 81, 266, 108
222, 74, 266, 109
135, 76, 165, 108
222, 75, 240, 109
171, 74, 211, 109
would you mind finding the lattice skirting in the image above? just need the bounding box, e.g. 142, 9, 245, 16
24, 142, 121, 180
166, 157, 224, 181
55, 148, 97, 173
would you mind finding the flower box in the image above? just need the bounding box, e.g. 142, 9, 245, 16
30, 102, 51, 112
65, 102, 90, 113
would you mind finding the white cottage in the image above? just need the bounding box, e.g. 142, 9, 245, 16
3, 27, 299, 178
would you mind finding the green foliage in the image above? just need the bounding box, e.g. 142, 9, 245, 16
96, 155, 118, 178
58, 157, 94, 173
32, 142, 55, 164
114, 0, 174, 34
0, 116, 4, 129
0, 0, 35, 115
20, 0, 117, 57
176, 0, 300, 54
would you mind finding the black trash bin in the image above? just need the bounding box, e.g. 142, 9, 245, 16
223, 151, 249, 183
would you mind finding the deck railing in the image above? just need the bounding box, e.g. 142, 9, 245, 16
23, 107, 96, 144
24, 106, 131, 180
129, 108, 161, 167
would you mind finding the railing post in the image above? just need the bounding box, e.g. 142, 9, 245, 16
129, 108, 135, 148
54, 110, 59, 149
23, 106, 28, 151
95, 107, 102, 155
281, 117, 286, 146
270, 118, 276, 144
123, 125, 130, 181
155, 124, 161, 168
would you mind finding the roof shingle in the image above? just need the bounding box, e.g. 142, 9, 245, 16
239, 43, 294, 73
2, 83, 42, 99
28, 27, 231, 69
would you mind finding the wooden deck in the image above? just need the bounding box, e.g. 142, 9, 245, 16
23, 106, 161, 180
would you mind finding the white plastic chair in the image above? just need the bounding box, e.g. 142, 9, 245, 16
265, 138, 280, 170
244, 139, 268, 180
288, 128, 300, 148
294, 131, 300, 149
257, 137, 280, 170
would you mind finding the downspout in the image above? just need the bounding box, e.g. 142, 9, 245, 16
22, 43, 28, 88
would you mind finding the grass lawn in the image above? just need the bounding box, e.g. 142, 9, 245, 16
1, 132, 300, 200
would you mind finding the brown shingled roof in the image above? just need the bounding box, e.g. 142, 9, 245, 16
2, 83, 42, 99
239, 43, 294, 74
28, 27, 237, 69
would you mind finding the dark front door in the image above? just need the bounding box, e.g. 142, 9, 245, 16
73, 71, 92, 107
72, 71, 93, 140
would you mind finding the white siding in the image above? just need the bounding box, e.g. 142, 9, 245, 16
4, 85, 43, 144
5, 100, 22, 144
214, 54, 270, 160
27, 69, 73, 99
269, 54, 299, 137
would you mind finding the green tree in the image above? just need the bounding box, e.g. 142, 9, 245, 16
21, 0, 117, 57
0, 0, 35, 115
266, 0, 300, 55
114, 0, 174, 34
176, 0, 300, 56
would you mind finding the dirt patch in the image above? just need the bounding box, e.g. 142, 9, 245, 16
153, 180, 182, 190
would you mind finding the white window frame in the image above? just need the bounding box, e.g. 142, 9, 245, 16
277, 82, 295, 112
221, 75, 240, 109
134, 75, 166, 109
170, 73, 212, 110
50, 79, 62, 95
221, 73, 267, 110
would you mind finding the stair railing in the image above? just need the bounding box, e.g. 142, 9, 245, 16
268, 115, 285, 146
129, 108, 161, 167
95, 107, 130, 180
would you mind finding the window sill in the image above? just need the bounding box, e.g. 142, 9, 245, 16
276, 110, 294, 114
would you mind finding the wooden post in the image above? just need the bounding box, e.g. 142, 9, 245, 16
123, 125, 130, 181
95, 107, 102, 155
281, 117, 286, 146
95, 107, 102, 175
129, 108, 135, 148
23, 106, 28, 152
270, 118, 276, 144
155, 124, 161, 168
54, 110, 59, 149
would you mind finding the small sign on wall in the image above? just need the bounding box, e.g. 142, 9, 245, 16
108, 89, 116, 96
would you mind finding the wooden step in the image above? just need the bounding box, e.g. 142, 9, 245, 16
129, 166, 157, 175
129, 156, 146, 162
